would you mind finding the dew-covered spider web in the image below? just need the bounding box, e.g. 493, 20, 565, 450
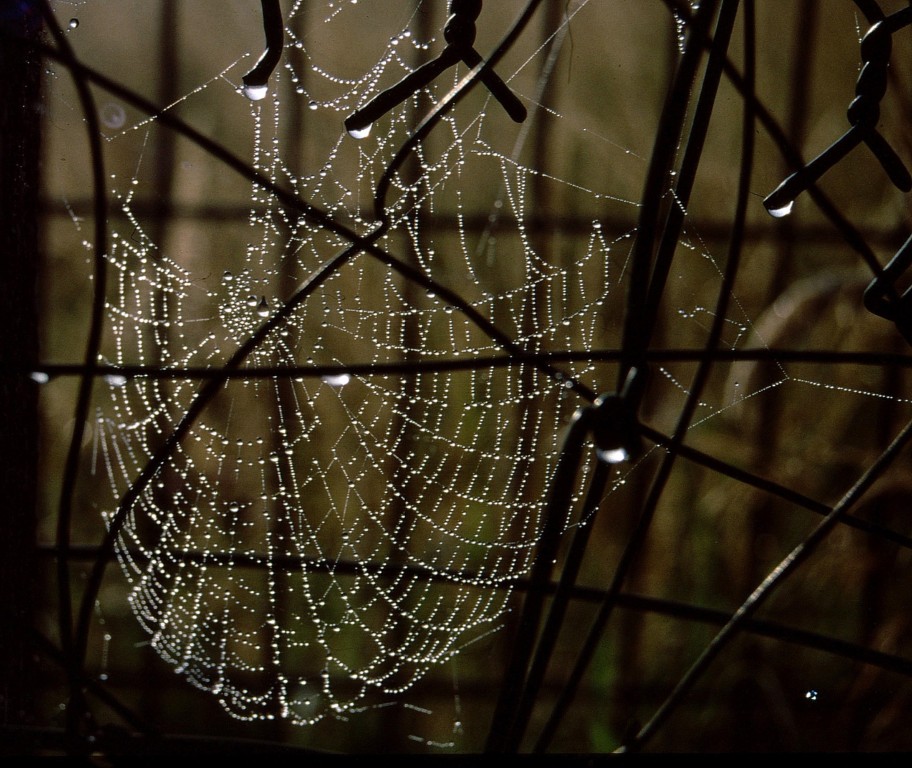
91, 0, 631, 732
41, 0, 912, 753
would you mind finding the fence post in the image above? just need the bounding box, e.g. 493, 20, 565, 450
0, 2, 42, 731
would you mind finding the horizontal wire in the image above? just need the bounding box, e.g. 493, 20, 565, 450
39, 198, 910, 250
15, 347, 912, 381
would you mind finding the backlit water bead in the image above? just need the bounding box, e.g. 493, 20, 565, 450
242, 84, 269, 101
321, 373, 351, 387
767, 200, 794, 218
347, 124, 371, 140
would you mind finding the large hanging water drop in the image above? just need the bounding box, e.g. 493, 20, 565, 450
347, 124, 371, 140
766, 200, 794, 218
242, 84, 269, 101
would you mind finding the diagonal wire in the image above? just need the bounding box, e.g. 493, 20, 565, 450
618, 0, 722, 389
484, 406, 601, 752
626, 412, 912, 751
534, 0, 748, 750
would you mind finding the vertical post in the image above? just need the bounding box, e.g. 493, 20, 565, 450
0, 0, 42, 730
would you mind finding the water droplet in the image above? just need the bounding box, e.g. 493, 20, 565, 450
246, 295, 259, 308
805, 689, 818, 701
68, 18, 79, 29
105, 374, 128, 388
100, 103, 126, 129
321, 373, 351, 387
222, 270, 234, 283
256, 297, 270, 318
597, 446, 630, 465
29, 371, 49, 384
308, 101, 319, 111
767, 200, 794, 218
347, 124, 371, 140
242, 84, 269, 101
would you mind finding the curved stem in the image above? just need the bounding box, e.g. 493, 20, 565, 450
535, 0, 745, 749
40, 0, 109, 746
485, 406, 596, 752
618, 0, 720, 388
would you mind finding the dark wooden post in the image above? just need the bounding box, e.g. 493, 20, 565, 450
0, 0, 42, 731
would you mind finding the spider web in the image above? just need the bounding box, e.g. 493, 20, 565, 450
42, 0, 912, 752
85, 0, 624, 736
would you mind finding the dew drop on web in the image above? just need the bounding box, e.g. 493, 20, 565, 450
321, 373, 351, 387
597, 446, 630, 465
